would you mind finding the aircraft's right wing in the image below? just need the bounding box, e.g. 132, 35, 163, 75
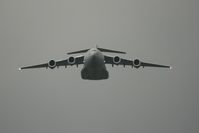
104, 55, 171, 69
19, 55, 84, 70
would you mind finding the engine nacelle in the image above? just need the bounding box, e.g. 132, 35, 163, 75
68, 56, 75, 65
113, 56, 121, 64
48, 60, 56, 69
133, 59, 141, 68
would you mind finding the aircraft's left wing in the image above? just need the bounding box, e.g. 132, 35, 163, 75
19, 55, 84, 70
104, 55, 171, 69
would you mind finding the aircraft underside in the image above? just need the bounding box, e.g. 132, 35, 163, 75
81, 67, 109, 80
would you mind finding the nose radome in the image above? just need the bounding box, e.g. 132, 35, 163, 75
91, 50, 97, 56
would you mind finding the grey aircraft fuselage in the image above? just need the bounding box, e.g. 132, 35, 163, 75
81, 48, 109, 80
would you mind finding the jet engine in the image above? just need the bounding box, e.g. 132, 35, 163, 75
113, 56, 121, 64
68, 56, 75, 65
133, 59, 141, 68
48, 60, 56, 69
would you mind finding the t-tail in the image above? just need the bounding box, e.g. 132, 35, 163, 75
67, 46, 126, 55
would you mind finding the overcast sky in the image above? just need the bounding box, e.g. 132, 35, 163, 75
0, 0, 199, 133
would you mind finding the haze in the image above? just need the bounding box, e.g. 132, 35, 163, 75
0, 0, 198, 133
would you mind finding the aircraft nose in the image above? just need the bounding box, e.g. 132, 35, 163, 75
90, 51, 99, 60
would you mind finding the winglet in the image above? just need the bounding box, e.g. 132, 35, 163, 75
170, 66, 172, 70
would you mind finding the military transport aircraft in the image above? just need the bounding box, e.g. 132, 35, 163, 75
19, 46, 171, 80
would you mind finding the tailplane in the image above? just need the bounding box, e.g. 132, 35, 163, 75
67, 49, 90, 55
97, 47, 126, 54
67, 46, 126, 55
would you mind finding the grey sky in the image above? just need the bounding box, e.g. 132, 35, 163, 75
0, 0, 199, 133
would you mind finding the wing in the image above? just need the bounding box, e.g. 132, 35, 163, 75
140, 62, 171, 68
104, 55, 133, 66
19, 55, 84, 70
104, 55, 171, 69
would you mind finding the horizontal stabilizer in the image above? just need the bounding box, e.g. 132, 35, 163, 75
98, 47, 126, 54
67, 47, 126, 55
67, 49, 90, 55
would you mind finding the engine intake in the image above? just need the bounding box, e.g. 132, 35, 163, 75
48, 60, 56, 69
113, 56, 121, 64
133, 59, 141, 68
68, 57, 75, 65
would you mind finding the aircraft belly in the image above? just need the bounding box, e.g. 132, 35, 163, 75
81, 67, 109, 80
